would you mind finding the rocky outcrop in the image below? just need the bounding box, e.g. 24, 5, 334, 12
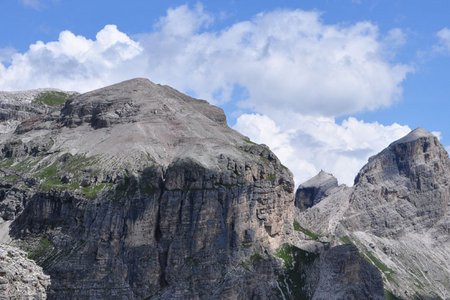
0, 89, 75, 135
295, 170, 338, 211
297, 128, 450, 299
0, 244, 50, 299
275, 244, 384, 300
311, 244, 384, 300
1, 78, 295, 299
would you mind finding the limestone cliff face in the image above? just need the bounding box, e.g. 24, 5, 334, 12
1, 79, 294, 299
310, 245, 384, 300
345, 128, 450, 237
297, 128, 450, 299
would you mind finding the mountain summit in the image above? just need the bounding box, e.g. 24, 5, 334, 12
298, 128, 450, 299
1, 79, 295, 299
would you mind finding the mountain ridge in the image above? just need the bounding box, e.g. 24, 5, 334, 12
1, 78, 448, 299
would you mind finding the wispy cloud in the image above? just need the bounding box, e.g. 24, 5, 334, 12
19, 0, 42, 10
435, 28, 450, 54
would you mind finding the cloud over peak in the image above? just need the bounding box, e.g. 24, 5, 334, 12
1, 6, 410, 115
234, 113, 411, 185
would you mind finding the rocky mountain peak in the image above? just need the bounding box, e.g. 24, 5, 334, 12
0, 79, 295, 299
60, 77, 227, 130
354, 128, 449, 187
295, 170, 338, 211
301, 170, 337, 188
3, 78, 244, 169
348, 128, 450, 236
297, 128, 450, 298
390, 127, 434, 146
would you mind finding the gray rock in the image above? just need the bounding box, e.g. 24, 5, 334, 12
0, 244, 50, 299
311, 244, 384, 300
295, 170, 338, 211
346, 127, 450, 237
275, 244, 383, 300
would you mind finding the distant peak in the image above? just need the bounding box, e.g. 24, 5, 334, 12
390, 128, 434, 146
107, 78, 156, 89
119, 78, 153, 85
85, 78, 157, 94
295, 170, 338, 211
300, 170, 337, 188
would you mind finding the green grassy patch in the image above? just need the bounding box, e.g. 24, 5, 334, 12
39, 163, 58, 178
275, 244, 295, 268
1, 157, 41, 173
243, 137, 257, 145
13, 158, 37, 172
240, 252, 264, 270
63, 154, 99, 173
37, 163, 63, 190
81, 183, 112, 199
0, 158, 14, 169
293, 220, 301, 231
33, 155, 103, 193
275, 244, 319, 299
340, 235, 353, 245
384, 289, 401, 300
28, 237, 53, 261
267, 173, 276, 182
275, 244, 318, 268
2, 175, 20, 183
249, 253, 263, 263
293, 221, 320, 240
34, 91, 69, 106
364, 251, 395, 282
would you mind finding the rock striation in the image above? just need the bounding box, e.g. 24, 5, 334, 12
310, 244, 384, 300
297, 128, 450, 299
1, 78, 295, 299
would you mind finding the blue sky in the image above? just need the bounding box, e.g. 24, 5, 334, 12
1, 0, 450, 185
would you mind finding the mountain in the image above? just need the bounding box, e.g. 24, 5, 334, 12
297, 128, 450, 299
0, 79, 299, 299
2, 78, 446, 299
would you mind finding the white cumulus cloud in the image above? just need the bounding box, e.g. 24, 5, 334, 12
0, 25, 144, 92
141, 6, 411, 117
0, 5, 410, 117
